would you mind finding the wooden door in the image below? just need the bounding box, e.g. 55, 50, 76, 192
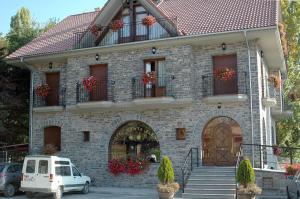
44, 126, 61, 151
46, 73, 60, 106
144, 60, 166, 97
90, 64, 108, 101
203, 124, 235, 166
213, 54, 238, 95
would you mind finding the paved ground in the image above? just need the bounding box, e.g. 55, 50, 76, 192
0, 187, 182, 199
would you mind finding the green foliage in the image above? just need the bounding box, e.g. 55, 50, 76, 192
157, 156, 174, 184
236, 159, 255, 188
277, 0, 300, 151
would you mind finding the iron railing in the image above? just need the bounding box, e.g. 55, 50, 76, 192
241, 144, 300, 170
76, 80, 114, 103
74, 18, 178, 49
132, 75, 175, 99
202, 72, 247, 97
33, 87, 66, 107
181, 148, 199, 193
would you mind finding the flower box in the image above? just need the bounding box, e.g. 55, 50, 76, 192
110, 20, 124, 32
142, 16, 156, 26
213, 67, 236, 80
35, 84, 51, 97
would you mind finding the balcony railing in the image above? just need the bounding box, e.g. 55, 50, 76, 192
76, 80, 113, 103
33, 87, 66, 108
202, 72, 247, 97
132, 76, 175, 99
73, 18, 178, 49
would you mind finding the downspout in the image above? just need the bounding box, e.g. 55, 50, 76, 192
243, 31, 255, 166
20, 57, 33, 154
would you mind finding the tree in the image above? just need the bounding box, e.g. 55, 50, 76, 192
157, 156, 175, 184
236, 159, 255, 188
276, 0, 300, 155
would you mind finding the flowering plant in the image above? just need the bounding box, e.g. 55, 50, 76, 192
272, 146, 282, 156
35, 84, 51, 97
268, 75, 281, 89
213, 67, 236, 80
110, 20, 124, 32
142, 16, 156, 26
108, 158, 149, 176
285, 164, 300, 176
142, 72, 156, 85
83, 76, 97, 92
90, 24, 102, 36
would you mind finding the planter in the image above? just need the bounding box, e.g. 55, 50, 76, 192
142, 16, 156, 26
158, 191, 174, 199
238, 193, 256, 199
110, 20, 124, 32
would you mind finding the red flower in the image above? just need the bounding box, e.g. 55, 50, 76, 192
35, 84, 51, 97
142, 16, 156, 26
108, 159, 126, 176
110, 20, 124, 32
284, 164, 300, 176
142, 72, 156, 85
83, 76, 97, 92
213, 67, 236, 80
272, 146, 282, 156
90, 24, 102, 37
108, 158, 149, 176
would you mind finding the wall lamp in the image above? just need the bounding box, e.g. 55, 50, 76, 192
152, 47, 157, 54
261, 51, 264, 58
49, 62, 53, 69
221, 43, 226, 51
95, 53, 99, 61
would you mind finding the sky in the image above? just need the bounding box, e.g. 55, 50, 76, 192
0, 0, 108, 35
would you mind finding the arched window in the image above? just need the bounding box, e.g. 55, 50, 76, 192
109, 121, 160, 163
44, 126, 61, 151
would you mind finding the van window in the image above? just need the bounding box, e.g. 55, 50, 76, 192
26, 160, 36, 173
72, 167, 80, 177
55, 166, 71, 176
38, 160, 48, 174
54, 161, 69, 165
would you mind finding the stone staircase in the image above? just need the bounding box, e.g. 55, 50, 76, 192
182, 166, 236, 199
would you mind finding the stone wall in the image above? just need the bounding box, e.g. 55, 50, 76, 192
30, 41, 269, 188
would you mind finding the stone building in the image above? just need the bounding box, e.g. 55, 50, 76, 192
5, 0, 290, 189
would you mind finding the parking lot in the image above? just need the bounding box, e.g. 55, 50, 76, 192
0, 187, 181, 199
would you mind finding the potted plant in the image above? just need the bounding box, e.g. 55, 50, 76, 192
35, 84, 51, 97
285, 164, 300, 180
142, 15, 156, 26
82, 76, 97, 92
110, 20, 124, 32
157, 156, 180, 199
213, 67, 236, 80
236, 159, 262, 199
90, 24, 102, 36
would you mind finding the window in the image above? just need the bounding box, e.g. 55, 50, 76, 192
83, 131, 90, 142
54, 161, 70, 165
38, 160, 48, 174
72, 167, 81, 177
55, 166, 71, 176
44, 126, 61, 151
26, 160, 36, 173
109, 121, 160, 163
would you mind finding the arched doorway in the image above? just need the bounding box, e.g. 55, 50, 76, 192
109, 121, 160, 163
202, 117, 242, 166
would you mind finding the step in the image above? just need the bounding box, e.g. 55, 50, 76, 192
187, 178, 236, 184
189, 174, 235, 180
184, 188, 236, 194
192, 169, 236, 174
182, 193, 235, 199
186, 183, 236, 189
257, 196, 287, 199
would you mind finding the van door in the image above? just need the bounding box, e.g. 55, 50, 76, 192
34, 159, 51, 190
22, 159, 37, 188
71, 166, 85, 191
55, 165, 73, 192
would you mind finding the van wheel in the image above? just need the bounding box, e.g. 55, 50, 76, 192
4, 184, 15, 197
25, 191, 34, 198
82, 182, 89, 194
54, 186, 63, 199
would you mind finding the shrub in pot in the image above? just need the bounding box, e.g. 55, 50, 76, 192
157, 156, 180, 199
236, 159, 262, 199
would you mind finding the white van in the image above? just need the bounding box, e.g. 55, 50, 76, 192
20, 155, 91, 199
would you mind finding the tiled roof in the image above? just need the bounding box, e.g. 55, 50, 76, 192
157, 0, 278, 35
6, 0, 278, 59
6, 11, 99, 59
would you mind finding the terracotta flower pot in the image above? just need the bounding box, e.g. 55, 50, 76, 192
238, 193, 256, 199
158, 191, 174, 199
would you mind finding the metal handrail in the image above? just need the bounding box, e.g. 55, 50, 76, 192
235, 145, 243, 199
180, 147, 199, 193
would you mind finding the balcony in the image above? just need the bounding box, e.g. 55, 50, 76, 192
73, 18, 178, 49
33, 88, 66, 112
75, 80, 114, 110
271, 97, 293, 119
202, 72, 248, 104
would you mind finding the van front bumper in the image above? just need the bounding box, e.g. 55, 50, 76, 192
20, 187, 54, 193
